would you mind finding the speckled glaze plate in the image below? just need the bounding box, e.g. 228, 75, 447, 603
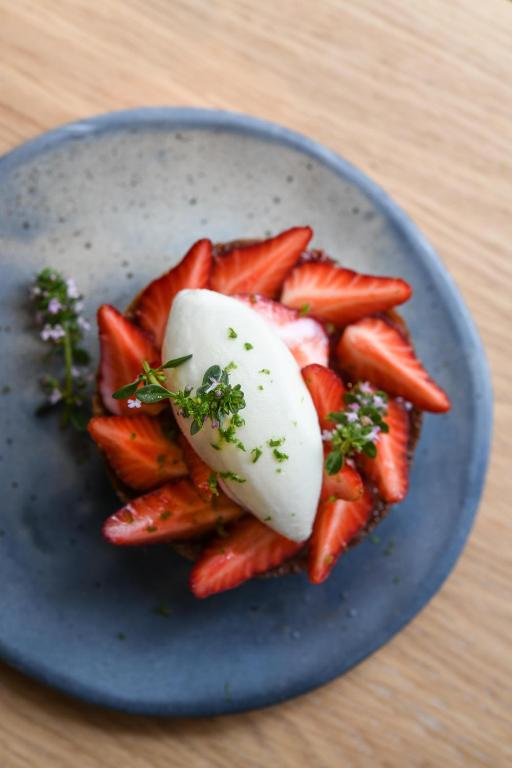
0, 108, 492, 716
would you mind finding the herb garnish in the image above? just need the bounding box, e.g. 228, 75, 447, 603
251, 447, 262, 463
113, 359, 246, 437
228, 327, 238, 339
208, 473, 219, 496
324, 382, 389, 475
272, 448, 289, 463
259, 369, 271, 375
30, 268, 91, 429
219, 471, 246, 484
299, 303, 310, 316
244, 342, 253, 351
267, 437, 285, 448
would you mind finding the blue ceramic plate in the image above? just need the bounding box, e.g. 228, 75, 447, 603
0, 108, 491, 716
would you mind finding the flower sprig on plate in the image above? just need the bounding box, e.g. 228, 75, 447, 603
324, 382, 389, 474
113, 358, 246, 436
31, 268, 91, 429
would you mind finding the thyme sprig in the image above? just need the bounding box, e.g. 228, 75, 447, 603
324, 382, 389, 475
113, 359, 246, 437
31, 268, 91, 429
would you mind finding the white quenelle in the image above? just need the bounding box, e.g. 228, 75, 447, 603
162, 289, 323, 542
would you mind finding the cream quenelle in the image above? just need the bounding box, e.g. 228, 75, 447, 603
162, 289, 323, 541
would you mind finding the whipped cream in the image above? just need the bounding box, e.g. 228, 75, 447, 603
162, 289, 323, 541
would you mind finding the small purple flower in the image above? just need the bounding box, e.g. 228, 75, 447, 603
48, 297, 62, 315
74, 300, 84, 312
127, 398, 141, 409
373, 394, 386, 410
211, 419, 220, 429
367, 426, 381, 442
348, 402, 360, 412
346, 411, 359, 423
66, 277, 80, 299
49, 388, 62, 405
77, 316, 90, 331
214, 388, 223, 398
322, 429, 334, 442
71, 366, 82, 378
359, 381, 373, 394
41, 324, 65, 342
30, 285, 42, 298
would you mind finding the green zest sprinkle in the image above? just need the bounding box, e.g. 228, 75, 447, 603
251, 447, 262, 463
219, 471, 246, 484
259, 369, 271, 375
324, 383, 389, 475
160, 510, 172, 520
273, 448, 289, 463
244, 342, 253, 350
258, 385, 264, 391
299, 303, 310, 316
276, 468, 282, 474
153, 603, 172, 618
267, 437, 285, 448
210, 442, 221, 450
146, 525, 157, 533
225, 361, 238, 372
208, 473, 219, 496
130, 432, 137, 440
263, 515, 272, 522
228, 327, 238, 339
325, 322, 336, 334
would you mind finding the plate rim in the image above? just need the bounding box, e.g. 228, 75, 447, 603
0, 106, 493, 716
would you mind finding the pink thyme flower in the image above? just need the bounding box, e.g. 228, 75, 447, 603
359, 381, 373, 394
373, 394, 386, 410
41, 324, 65, 342
49, 388, 62, 405
346, 411, 359, 423
77, 316, 91, 331
127, 398, 141, 409
47, 297, 62, 314
66, 277, 80, 299
322, 429, 334, 441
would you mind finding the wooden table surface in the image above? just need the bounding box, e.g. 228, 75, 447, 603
1, 1, 511, 765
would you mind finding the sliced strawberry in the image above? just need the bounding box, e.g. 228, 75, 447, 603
308, 488, 374, 584
88, 415, 186, 491
321, 452, 364, 502
133, 239, 212, 348
103, 479, 242, 546
235, 294, 328, 367
97, 304, 163, 416
357, 399, 409, 503
190, 516, 303, 598
210, 226, 313, 297
179, 434, 215, 501
301, 364, 346, 431
281, 262, 412, 326
337, 317, 451, 412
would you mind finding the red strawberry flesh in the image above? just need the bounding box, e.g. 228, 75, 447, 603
179, 434, 215, 501
301, 364, 346, 431
134, 239, 212, 348
103, 479, 242, 546
190, 515, 304, 598
210, 226, 313, 297
97, 304, 163, 416
308, 488, 374, 584
281, 262, 412, 325
88, 415, 186, 491
337, 317, 451, 412
358, 399, 409, 503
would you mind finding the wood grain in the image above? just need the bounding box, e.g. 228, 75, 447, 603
0, 0, 511, 765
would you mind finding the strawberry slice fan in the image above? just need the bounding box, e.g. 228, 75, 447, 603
89, 225, 451, 598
